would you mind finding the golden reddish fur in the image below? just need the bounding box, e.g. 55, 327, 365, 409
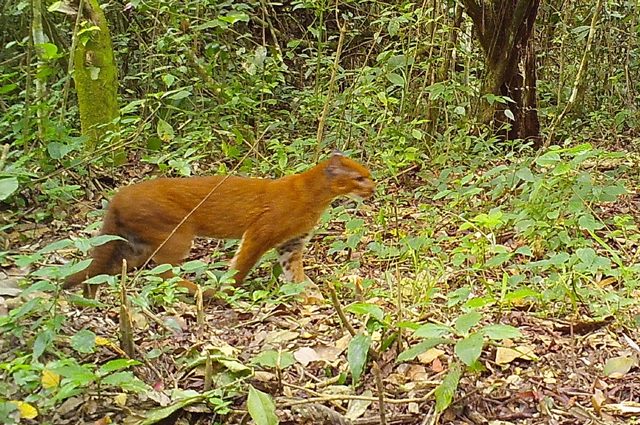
65, 153, 375, 298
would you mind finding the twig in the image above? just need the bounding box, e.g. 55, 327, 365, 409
328, 282, 357, 337
372, 362, 387, 425
59, 0, 85, 123
0, 145, 9, 171
314, 19, 347, 161
119, 259, 135, 357
280, 389, 437, 407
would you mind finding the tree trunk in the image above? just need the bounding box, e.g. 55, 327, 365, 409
462, 0, 541, 148
73, 0, 119, 150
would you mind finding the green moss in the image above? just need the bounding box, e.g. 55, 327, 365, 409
72, 0, 119, 151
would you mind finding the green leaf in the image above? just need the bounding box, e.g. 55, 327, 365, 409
102, 371, 149, 392
0, 177, 19, 201
578, 214, 604, 232
88, 66, 101, 80
52, 364, 97, 387
37, 42, 58, 60
453, 311, 482, 335
535, 151, 561, 167
454, 332, 484, 366
479, 324, 522, 340
503, 288, 541, 303
515, 167, 536, 182
347, 333, 371, 383
33, 329, 54, 360
434, 362, 461, 412
162, 74, 176, 88
71, 329, 97, 354
345, 303, 384, 322
38, 239, 74, 253
603, 356, 635, 377
414, 324, 453, 339
98, 359, 140, 375
168, 90, 191, 101
504, 109, 514, 120
252, 350, 296, 369
386, 72, 404, 87
247, 386, 278, 425
157, 118, 174, 142
218, 11, 250, 24
397, 338, 448, 363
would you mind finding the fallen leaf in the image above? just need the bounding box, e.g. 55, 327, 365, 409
495, 345, 537, 365
591, 388, 606, 415
114, 393, 127, 407
345, 389, 372, 420
11, 401, 38, 419
418, 348, 445, 365
264, 330, 299, 347
294, 347, 321, 366
41, 369, 60, 389
603, 355, 636, 378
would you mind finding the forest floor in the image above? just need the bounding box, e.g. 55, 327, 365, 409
2, 163, 640, 425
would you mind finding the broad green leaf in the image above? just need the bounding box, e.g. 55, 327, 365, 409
162, 74, 176, 88
157, 118, 174, 142
218, 11, 249, 24
36, 42, 58, 60
454, 332, 484, 366
149, 264, 173, 275
252, 350, 296, 369
535, 151, 561, 167
414, 324, 453, 339
503, 288, 541, 302
603, 356, 635, 378
33, 329, 54, 360
434, 362, 461, 412
453, 311, 482, 335
347, 333, 371, 383
397, 338, 448, 363
504, 109, 514, 120
52, 364, 97, 386
71, 329, 97, 354
578, 214, 604, 232
516, 167, 536, 182
345, 303, 384, 322
102, 372, 149, 392
386, 72, 404, 87
247, 386, 278, 425
168, 90, 191, 101
479, 324, 522, 340
89, 234, 126, 247
38, 239, 74, 253
98, 359, 140, 375
0, 177, 19, 201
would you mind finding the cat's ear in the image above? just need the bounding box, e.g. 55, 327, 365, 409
325, 151, 346, 176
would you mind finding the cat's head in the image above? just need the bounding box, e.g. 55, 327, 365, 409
324, 152, 375, 198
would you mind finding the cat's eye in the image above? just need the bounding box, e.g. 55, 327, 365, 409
356, 176, 367, 182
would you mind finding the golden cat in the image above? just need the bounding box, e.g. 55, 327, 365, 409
64, 152, 375, 298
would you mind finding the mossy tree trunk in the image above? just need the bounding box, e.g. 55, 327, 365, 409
73, 0, 119, 150
462, 0, 541, 147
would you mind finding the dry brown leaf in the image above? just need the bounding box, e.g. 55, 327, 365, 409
591, 388, 606, 415
114, 393, 127, 407
314, 345, 342, 362
495, 345, 537, 365
294, 346, 321, 366
417, 348, 445, 365
264, 329, 299, 347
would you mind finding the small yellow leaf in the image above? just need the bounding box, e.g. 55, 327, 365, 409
41, 369, 61, 389
11, 401, 38, 419
95, 336, 111, 346
114, 393, 127, 407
